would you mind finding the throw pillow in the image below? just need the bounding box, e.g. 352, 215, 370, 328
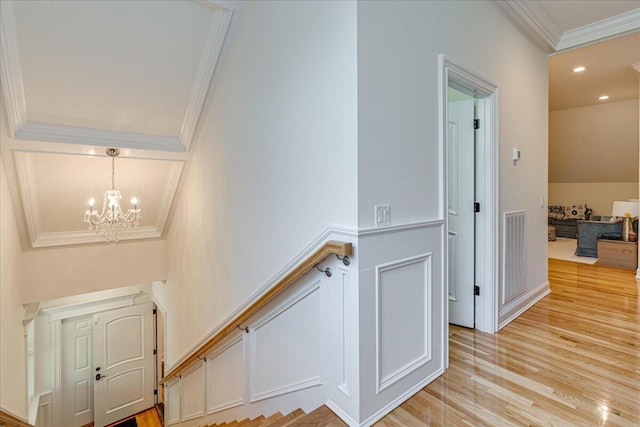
564, 205, 587, 220
548, 206, 565, 220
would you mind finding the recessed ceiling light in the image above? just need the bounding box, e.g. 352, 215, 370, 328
573, 66, 586, 73
598, 95, 609, 100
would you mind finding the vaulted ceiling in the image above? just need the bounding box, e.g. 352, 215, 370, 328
0, 0, 233, 248
1, 0, 638, 249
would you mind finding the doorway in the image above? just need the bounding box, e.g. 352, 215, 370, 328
440, 54, 499, 341
57, 302, 156, 427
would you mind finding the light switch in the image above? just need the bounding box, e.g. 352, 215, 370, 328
375, 204, 391, 227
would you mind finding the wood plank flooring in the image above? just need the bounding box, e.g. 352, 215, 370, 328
208, 259, 639, 426
375, 259, 639, 426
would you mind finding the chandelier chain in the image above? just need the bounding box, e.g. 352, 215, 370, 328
112, 157, 115, 190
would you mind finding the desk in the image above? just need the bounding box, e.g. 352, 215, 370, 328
597, 240, 638, 269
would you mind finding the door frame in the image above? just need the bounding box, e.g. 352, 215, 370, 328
43, 292, 142, 427
439, 55, 499, 344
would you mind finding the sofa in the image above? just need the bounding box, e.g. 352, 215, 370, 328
548, 205, 592, 238
576, 216, 638, 257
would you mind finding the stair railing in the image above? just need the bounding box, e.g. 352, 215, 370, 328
159, 240, 353, 385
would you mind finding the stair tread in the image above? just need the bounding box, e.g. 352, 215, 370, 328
255, 411, 283, 427
265, 409, 305, 427
282, 406, 347, 427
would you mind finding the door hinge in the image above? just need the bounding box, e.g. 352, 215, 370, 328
153, 308, 157, 315
474, 285, 480, 296
474, 202, 480, 213
154, 389, 158, 396
473, 119, 480, 130
153, 349, 157, 355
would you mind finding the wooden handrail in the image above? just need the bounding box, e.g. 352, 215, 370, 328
0, 409, 33, 427
159, 240, 352, 385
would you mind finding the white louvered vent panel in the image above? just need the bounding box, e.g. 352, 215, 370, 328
503, 211, 526, 304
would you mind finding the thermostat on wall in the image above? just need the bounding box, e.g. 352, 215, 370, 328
512, 148, 521, 161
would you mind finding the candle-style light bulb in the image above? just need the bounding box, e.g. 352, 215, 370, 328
89, 197, 95, 207
131, 197, 138, 205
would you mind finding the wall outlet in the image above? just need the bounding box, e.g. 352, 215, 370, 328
375, 204, 391, 227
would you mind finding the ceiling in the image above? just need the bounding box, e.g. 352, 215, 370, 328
0, 0, 234, 249
549, 32, 640, 111
1, 0, 638, 249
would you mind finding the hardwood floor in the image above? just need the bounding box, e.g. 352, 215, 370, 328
207, 259, 639, 426
106, 407, 163, 427
375, 259, 639, 426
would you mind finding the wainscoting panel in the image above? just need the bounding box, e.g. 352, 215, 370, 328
165, 378, 181, 425
181, 361, 205, 421
375, 253, 433, 393
36, 392, 53, 427
206, 335, 244, 413
503, 211, 526, 304
447, 231, 458, 302
250, 281, 322, 402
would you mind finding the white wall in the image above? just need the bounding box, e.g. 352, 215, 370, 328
160, 0, 358, 368
21, 240, 167, 303
0, 150, 27, 418
549, 182, 638, 216
356, 1, 549, 422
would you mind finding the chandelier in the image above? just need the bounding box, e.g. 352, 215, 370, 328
84, 148, 142, 243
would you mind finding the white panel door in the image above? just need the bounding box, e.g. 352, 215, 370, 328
448, 98, 475, 328
93, 303, 154, 427
62, 316, 94, 427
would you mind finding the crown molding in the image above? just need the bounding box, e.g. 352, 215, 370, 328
2, 0, 234, 153
13, 151, 41, 246
179, 6, 233, 151
493, 0, 640, 53
492, 0, 561, 53
33, 226, 162, 248
556, 8, 640, 51
15, 122, 185, 152
0, 0, 28, 137
155, 161, 184, 233
632, 61, 640, 73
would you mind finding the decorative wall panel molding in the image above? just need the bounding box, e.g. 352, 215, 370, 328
375, 253, 433, 393
206, 334, 244, 414
180, 362, 205, 421
250, 281, 322, 402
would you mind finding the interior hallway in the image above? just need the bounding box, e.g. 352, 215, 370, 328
373, 259, 639, 426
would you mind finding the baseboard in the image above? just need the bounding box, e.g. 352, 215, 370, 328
498, 281, 550, 330
326, 400, 358, 427
358, 368, 445, 427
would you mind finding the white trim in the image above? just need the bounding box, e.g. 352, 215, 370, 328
204, 334, 244, 414
326, 399, 358, 427
179, 6, 233, 151
440, 55, 500, 338
374, 253, 433, 394
42, 292, 139, 321
13, 151, 40, 246
556, 9, 640, 52
5, 139, 189, 161
155, 162, 184, 233
0, 0, 28, 137
492, 0, 640, 53
359, 368, 445, 427
33, 226, 162, 248
358, 219, 443, 237
491, 0, 560, 53
15, 122, 185, 153
337, 267, 351, 397
52, 320, 62, 427
632, 61, 640, 73
179, 360, 206, 422
249, 282, 322, 402
498, 281, 550, 330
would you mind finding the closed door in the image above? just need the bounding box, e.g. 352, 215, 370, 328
62, 316, 94, 427
93, 303, 155, 427
447, 97, 475, 328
